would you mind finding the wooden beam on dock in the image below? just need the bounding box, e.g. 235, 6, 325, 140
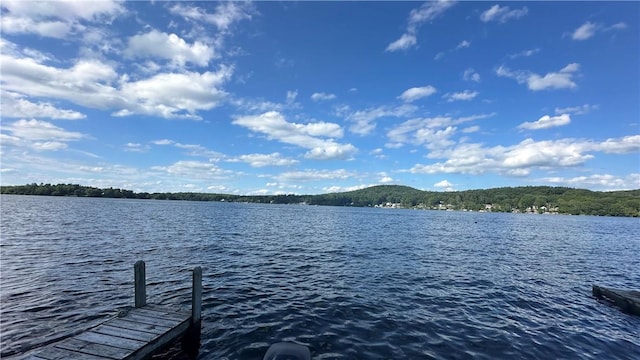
593, 285, 640, 316
22, 261, 203, 360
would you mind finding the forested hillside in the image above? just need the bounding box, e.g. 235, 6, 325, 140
2, 183, 639, 217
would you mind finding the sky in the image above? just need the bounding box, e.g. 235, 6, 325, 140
1, 1, 639, 195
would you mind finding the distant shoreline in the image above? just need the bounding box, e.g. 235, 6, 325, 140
2, 183, 639, 217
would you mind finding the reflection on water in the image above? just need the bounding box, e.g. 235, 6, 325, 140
1, 195, 639, 359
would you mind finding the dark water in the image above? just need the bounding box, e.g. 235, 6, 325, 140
1, 195, 639, 359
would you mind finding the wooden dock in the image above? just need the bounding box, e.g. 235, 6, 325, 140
593, 285, 640, 316
22, 261, 202, 360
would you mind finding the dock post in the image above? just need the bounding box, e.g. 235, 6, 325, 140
134, 260, 146, 308
183, 266, 202, 358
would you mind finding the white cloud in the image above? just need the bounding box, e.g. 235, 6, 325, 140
555, 104, 598, 115
275, 169, 354, 183
169, 2, 254, 32
345, 104, 416, 135
4, 119, 84, 141
311, 92, 337, 102
570, 21, 627, 41
387, 113, 493, 149
237, 153, 299, 167
572, 21, 597, 40
124, 30, 214, 67
461, 125, 480, 133
1, 53, 233, 119
594, 135, 640, 154
398, 85, 437, 102
123, 143, 149, 153
152, 140, 225, 160
286, 90, 298, 105
1, 119, 85, 151
496, 63, 580, 91
1, 91, 85, 120
386, 0, 456, 52
233, 111, 356, 160
463, 68, 480, 82
0, 0, 125, 38
518, 114, 571, 130
444, 90, 478, 102
538, 173, 640, 191
508, 48, 540, 59
434, 179, 455, 191
151, 160, 230, 180
386, 33, 417, 52
456, 40, 471, 49
116, 67, 232, 119
409, 135, 640, 176
480, 4, 528, 23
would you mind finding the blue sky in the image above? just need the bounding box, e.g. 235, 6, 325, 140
1, 1, 638, 194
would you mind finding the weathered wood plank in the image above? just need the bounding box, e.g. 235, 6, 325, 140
23, 346, 108, 360
122, 313, 184, 328
55, 338, 131, 359
104, 318, 170, 335
75, 331, 147, 351
125, 319, 191, 360
129, 307, 188, 322
91, 324, 159, 342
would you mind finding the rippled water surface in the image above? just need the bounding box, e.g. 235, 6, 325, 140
1, 195, 639, 359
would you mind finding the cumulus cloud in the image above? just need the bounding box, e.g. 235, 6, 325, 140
345, 104, 416, 135
387, 113, 493, 148
310, 92, 337, 102
1, 119, 85, 151
409, 135, 640, 177
0, 51, 233, 119
518, 114, 571, 130
593, 135, 640, 154
151, 160, 230, 179
124, 30, 215, 67
275, 169, 354, 183
0, 0, 125, 38
1, 91, 85, 119
496, 63, 580, 91
480, 4, 528, 23
236, 153, 299, 167
443, 90, 478, 102
233, 111, 356, 160
538, 173, 640, 191
169, 2, 254, 32
398, 85, 437, 102
116, 67, 232, 119
434, 179, 455, 191
386, 0, 456, 52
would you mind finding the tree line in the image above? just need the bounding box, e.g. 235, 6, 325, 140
1, 183, 639, 217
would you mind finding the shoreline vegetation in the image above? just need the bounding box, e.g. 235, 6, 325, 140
1, 183, 639, 217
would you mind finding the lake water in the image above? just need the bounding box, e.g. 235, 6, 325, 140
1, 195, 639, 359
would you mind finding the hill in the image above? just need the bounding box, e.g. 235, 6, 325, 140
1, 183, 639, 217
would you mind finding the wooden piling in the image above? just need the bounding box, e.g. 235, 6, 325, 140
134, 260, 146, 308
182, 266, 203, 357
